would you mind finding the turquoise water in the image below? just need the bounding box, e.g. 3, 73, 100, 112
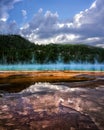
0, 63, 104, 71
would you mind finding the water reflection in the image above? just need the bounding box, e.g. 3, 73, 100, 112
0, 82, 104, 130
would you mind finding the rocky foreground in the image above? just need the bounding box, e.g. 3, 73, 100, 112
0, 71, 104, 130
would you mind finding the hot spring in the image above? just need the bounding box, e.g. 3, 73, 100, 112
0, 63, 104, 71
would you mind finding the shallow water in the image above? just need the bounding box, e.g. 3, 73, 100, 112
0, 82, 104, 130
0, 63, 104, 71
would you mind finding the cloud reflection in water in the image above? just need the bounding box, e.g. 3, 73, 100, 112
0, 82, 104, 130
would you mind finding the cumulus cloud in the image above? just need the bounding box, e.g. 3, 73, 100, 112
19, 0, 104, 46
0, 0, 22, 21
0, 20, 19, 34
20, 9, 59, 40
8, 20, 19, 34
0, 0, 104, 47
72, 0, 104, 46
0, 0, 22, 34
21, 10, 27, 19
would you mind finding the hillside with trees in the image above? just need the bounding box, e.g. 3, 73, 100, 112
0, 35, 104, 64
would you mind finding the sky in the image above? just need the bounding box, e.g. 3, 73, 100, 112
0, 0, 104, 47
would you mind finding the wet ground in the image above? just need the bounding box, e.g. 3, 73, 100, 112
0, 71, 104, 130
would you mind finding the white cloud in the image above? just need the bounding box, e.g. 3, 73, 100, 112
54, 34, 80, 43
26, 34, 80, 45
21, 10, 27, 19
0, 0, 22, 22
19, 0, 104, 46
0, 20, 19, 34
0, 0, 22, 34
0, 17, 7, 22
20, 9, 59, 39
86, 37, 100, 42
0, 0, 104, 47
38, 8, 43, 13
7, 20, 19, 34
90, 0, 97, 9
96, 44, 104, 48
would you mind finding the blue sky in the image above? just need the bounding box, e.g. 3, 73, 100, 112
0, 0, 104, 47
8, 0, 94, 23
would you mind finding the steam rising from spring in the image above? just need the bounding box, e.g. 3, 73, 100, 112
0, 63, 104, 71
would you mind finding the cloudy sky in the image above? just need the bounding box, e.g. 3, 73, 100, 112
0, 0, 104, 47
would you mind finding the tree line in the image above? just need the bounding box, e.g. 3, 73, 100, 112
0, 35, 104, 64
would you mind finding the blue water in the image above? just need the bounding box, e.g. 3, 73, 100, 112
0, 63, 104, 71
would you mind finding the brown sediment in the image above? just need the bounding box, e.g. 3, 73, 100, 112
0, 70, 104, 92
0, 70, 104, 83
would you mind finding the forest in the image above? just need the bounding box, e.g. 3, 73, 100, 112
0, 34, 104, 64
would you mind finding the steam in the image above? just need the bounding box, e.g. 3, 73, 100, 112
0, 63, 104, 71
